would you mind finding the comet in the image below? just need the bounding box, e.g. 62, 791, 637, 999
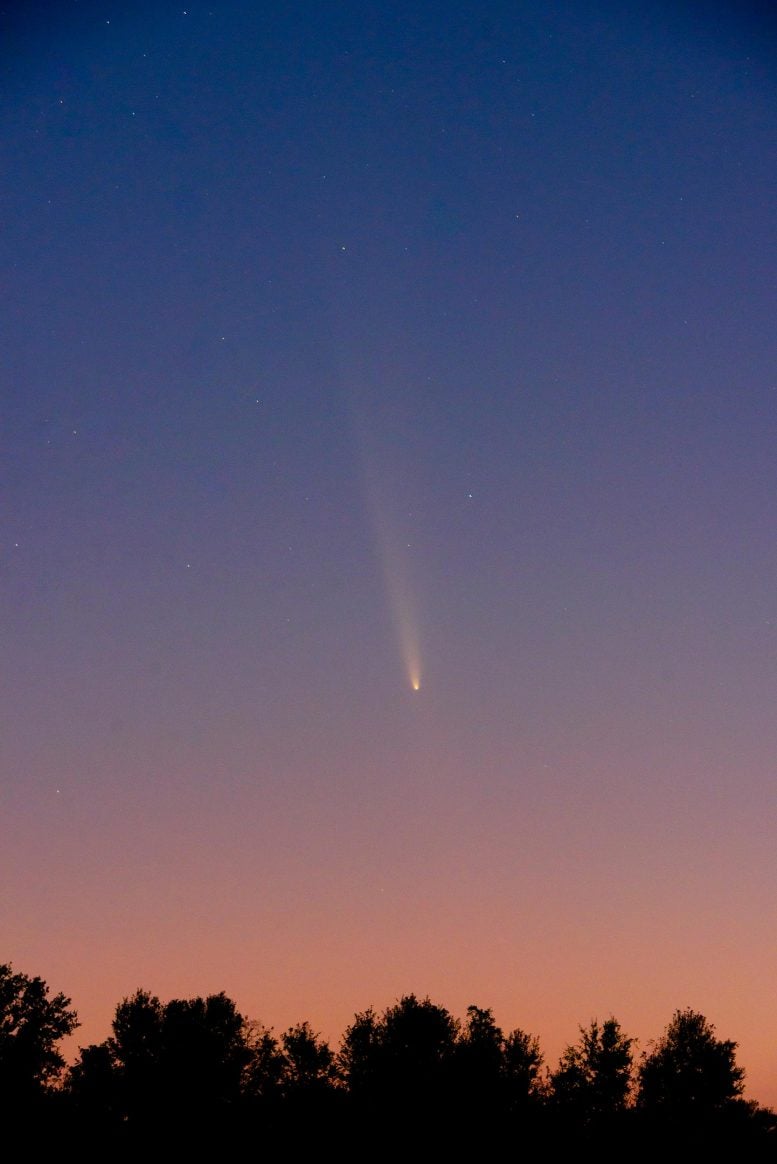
383, 551, 422, 693
406, 646, 422, 692
353, 436, 423, 691
340, 370, 425, 691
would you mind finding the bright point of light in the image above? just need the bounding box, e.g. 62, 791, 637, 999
404, 646, 421, 693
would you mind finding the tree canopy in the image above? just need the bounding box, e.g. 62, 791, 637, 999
638, 1008, 745, 1115
4, 961, 776, 1153
551, 1017, 634, 1120
0, 962, 78, 1106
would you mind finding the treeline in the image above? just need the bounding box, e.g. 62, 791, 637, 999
3, 962, 776, 1156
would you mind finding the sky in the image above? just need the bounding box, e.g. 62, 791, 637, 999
3, 0, 777, 1103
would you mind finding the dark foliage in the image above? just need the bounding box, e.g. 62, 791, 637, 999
68, 987, 251, 1149
638, 1008, 744, 1114
548, 1016, 634, 1151
636, 1008, 757, 1151
339, 995, 546, 1152
4, 960, 775, 1155
551, 1017, 633, 1117
0, 963, 78, 1113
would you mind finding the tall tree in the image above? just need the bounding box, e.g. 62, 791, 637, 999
68, 1040, 121, 1128
452, 1006, 545, 1147
341, 994, 459, 1134
242, 1021, 287, 1107
281, 1021, 337, 1096
637, 1009, 744, 1116
0, 962, 78, 1109
452, 1006, 507, 1126
551, 1017, 633, 1121
503, 1027, 545, 1112
161, 992, 249, 1118
110, 989, 164, 1124
77, 987, 250, 1136
339, 1006, 381, 1103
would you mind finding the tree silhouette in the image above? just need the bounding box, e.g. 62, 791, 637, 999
242, 1021, 287, 1106
451, 1005, 545, 1149
635, 1009, 757, 1149
67, 1041, 122, 1135
452, 1003, 509, 1143
503, 1026, 545, 1112
341, 994, 459, 1143
638, 1008, 744, 1116
71, 987, 250, 1143
551, 1017, 633, 1123
109, 988, 164, 1125
2, 958, 773, 1153
160, 992, 249, 1122
338, 1005, 380, 1102
0, 962, 78, 1112
341, 996, 546, 1150
281, 1021, 338, 1094
454, 1005, 506, 1114
281, 1020, 341, 1146
379, 994, 459, 1098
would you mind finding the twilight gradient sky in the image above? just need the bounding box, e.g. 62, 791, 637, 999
3, 0, 777, 1101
